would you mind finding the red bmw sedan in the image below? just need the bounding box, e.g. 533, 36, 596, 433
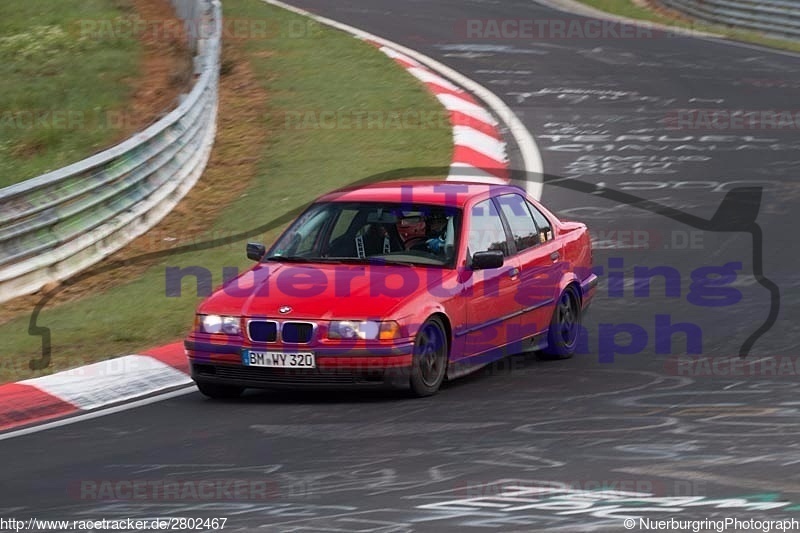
184, 180, 597, 397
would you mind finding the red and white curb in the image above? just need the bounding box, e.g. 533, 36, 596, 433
0, 1, 544, 436
0, 343, 187, 433
373, 43, 510, 183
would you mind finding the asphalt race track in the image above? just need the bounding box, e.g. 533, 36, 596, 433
2, 1, 800, 531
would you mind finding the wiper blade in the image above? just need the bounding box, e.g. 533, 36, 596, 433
267, 256, 367, 265
316, 256, 413, 267
265, 255, 312, 263
267, 256, 417, 267
313, 257, 367, 264
366, 258, 415, 267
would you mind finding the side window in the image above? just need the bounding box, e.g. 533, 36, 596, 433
497, 194, 539, 253
468, 199, 509, 257
294, 209, 331, 256
527, 200, 553, 242
329, 208, 359, 241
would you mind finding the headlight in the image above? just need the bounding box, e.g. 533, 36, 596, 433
328, 320, 400, 340
198, 314, 241, 335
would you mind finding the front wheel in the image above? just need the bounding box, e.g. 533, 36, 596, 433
195, 381, 244, 399
409, 317, 448, 397
541, 286, 581, 360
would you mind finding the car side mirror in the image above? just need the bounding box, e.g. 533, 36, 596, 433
471, 250, 504, 270
247, 242, 266, 261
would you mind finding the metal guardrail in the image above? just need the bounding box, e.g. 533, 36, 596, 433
658, 0, 800, 39
0, 0, 221, 304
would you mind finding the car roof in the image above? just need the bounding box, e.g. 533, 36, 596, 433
317, 179, 524, 208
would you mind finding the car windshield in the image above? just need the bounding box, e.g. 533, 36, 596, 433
266, 201, 462, 267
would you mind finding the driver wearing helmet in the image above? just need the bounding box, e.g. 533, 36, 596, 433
424, 212, 449, 254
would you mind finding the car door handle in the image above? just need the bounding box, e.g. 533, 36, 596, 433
509, 267, 520, 280
550, 251, 560, 262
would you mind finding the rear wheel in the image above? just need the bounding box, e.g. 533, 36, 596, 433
195, 381, 244, 399
409, 317, 448, 397
541, 286, 581, 360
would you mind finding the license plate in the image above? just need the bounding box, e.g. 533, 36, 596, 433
242, 350, 315, 368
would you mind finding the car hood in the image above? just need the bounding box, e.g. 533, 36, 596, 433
197, 262, 456, 320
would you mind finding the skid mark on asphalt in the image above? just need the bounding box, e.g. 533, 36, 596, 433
250, 422, 506, 439
514, 416, 679, 434
617, 466, 800, 495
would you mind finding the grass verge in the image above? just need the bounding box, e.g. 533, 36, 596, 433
0, 0, 193, 189
575, 0, 800, 53
0, 0, 142, 188
0, 0, 452, 382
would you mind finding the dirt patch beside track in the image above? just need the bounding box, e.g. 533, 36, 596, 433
120, 0, 194, 135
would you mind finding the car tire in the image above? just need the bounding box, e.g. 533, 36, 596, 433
541, 285, 581, 360
409, 316, 448, 397
195, 381, 244, 399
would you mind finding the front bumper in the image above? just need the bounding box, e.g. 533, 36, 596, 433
185, 339, 415, 390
